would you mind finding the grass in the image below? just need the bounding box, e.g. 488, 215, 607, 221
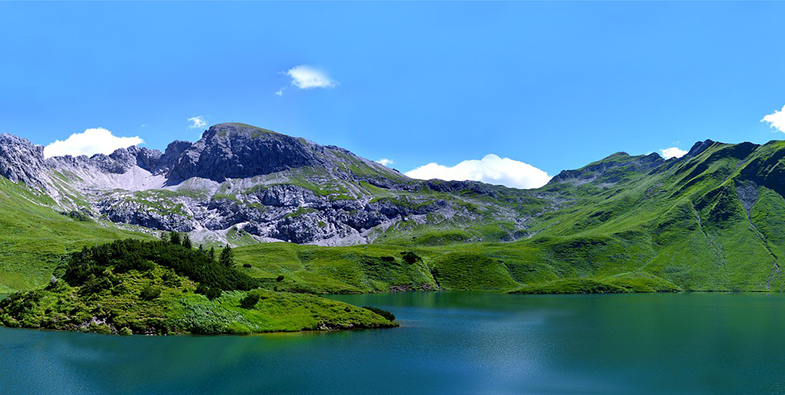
8, 137, 785, 298
0, 177, 152, 293
0, 241, 397, 335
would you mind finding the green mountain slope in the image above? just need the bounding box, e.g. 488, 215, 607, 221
228, 139, 785, 293
5, 138, 785, 296
0, 177, 152, 293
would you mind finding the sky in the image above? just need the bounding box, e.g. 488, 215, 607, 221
2, 2, 785, 189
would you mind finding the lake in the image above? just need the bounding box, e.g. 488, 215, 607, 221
2, 292, 785, 394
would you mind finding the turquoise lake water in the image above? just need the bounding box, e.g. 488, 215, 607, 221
2, 292, 785, 394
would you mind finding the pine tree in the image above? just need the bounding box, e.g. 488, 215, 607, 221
209, 247, 215, 261
182, 234, 192, 249
169, 231, 181, 245
219, 246, 234, 268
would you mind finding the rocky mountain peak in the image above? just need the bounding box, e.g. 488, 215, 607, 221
166, 123, 321, 184
0, 133, 47, 187
202, 123, 280, 140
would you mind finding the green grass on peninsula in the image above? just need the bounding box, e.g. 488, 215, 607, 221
0, 238, 397, 335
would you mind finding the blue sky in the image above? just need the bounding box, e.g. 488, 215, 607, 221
2, 2, 785, 188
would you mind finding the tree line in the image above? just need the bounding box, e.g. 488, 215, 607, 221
63, 234, 256, 294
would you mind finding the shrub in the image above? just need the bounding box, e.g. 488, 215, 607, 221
140, 284, 161, 300
240, 292, 260, 309
169, 232, 182, 245
276, 275, 284, 282
195, 284, 209, 295
381, 256, 395, 262
162, 270, 181, 287
363, 306, 396, 322
243, 263, 252, 268
401, 251, 421, 264
205, 287, 222, 300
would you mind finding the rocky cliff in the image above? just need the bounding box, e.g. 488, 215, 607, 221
0, 123, 549, 246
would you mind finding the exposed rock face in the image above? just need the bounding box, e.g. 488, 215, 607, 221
0, 122, 540, 246
256, 185, 321, 207
167, 124, 321, 183
0, 134, 48, 188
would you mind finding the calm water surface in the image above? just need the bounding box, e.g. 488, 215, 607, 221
2, 292, 785, 395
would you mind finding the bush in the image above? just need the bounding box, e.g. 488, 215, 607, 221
363, 306, 396, 322
276, 275, 284, 282
169, 232, 182, 245
381, 256, 395, 262
243, 263, 252, 268
140, 284, 161, 300
195, 284, 209, 295
240, 292, 260, 309
162, 270, 181, 287
205, 287, 222, 300
401, 251, 421, 264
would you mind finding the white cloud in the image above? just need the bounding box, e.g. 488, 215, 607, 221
405, 154, 551, 189
276, 65, 337, 95
44, 128, 143, 159
377, 158, 395, 167
659, 147, 688, 159
188, 116, 207, 129
762, 105, 785, 133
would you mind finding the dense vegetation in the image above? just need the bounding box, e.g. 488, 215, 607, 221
0, 238, 397, 335
63, 238, 258, 292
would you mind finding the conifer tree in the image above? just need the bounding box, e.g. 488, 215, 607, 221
219, 246, 234, 268
182, 234, 192, 249
169, 231, 181, 245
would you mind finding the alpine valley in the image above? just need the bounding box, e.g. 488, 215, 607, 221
3, 122, 785, 334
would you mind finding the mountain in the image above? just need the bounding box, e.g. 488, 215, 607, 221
3, 123, 785, 295
0, 123, 550, 248
222, 137, 785, 293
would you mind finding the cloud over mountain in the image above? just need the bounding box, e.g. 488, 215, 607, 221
44, 128, 143, 158
762, 105, 785, 133
405, 154, 551, 189
659, 147, 687, 159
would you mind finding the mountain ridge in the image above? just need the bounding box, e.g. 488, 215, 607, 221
5, 124, 785, 294
0, 123, 542, 246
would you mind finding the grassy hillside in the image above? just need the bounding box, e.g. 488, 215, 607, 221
230, 140, 785, 294
231, 240, 680, 294
6, 139, 785, 296
0, 177, 152, 293
0, 239, 396, 334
